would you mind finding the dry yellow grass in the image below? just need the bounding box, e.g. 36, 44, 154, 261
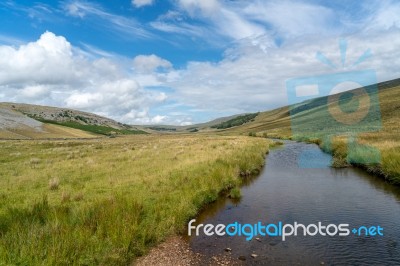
0, 123, 97, 139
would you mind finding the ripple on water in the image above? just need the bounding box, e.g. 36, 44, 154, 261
190, 140, 400, 265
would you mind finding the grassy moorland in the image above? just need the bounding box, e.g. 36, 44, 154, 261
223, 78, 400, 184
0, 134, 270, 265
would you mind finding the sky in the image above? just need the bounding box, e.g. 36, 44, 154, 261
0, 0, 400, 125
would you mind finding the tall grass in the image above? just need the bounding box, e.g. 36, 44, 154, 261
0, 135, 270, 265
304, 134, 400, 184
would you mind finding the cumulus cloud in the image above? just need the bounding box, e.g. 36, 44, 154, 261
19, 85, 52, 99
0, 31, 167, 124
132, 0, 154, 8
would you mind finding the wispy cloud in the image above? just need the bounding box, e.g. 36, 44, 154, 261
0, 1, 61, 23
242, 1, 342, 38
79, 43, 119, 58
153, 0, 267, 43
0, 34, 25, 46
63, 0, 154, 39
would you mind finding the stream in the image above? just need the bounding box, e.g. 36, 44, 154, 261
189, 140, 400, 265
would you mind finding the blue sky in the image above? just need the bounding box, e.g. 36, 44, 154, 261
1, 0, 400, 125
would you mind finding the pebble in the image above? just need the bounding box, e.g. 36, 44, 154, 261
251, 253, 258, 258
238, 255, 246, 261
224, 248, 232, 252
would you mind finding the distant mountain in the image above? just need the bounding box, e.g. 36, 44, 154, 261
144, 113, 249, 133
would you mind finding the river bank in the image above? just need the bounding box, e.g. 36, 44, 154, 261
281, 133, 400, 185
137, 140, 400, 264
134, 236, 242, 265
187, 140, 400, 265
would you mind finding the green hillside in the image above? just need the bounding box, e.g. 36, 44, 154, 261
223, 78, 400, 184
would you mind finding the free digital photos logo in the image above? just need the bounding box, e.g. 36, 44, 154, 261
188, 220, 384, 241
286, 39, 382, 168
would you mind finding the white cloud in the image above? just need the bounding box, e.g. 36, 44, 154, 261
133, 54, 172, 73
0, 31, 77, 86
64, 0, 152, 39
153, 0, 266, 42
121, 110, 167, 125
0, 31, 167, 124
365, 1, 400, 31
165, 29, 400, 115
20, 85, 51, 99
65, 1, 86, 18
242, 1, 341, 38
3, 1, 400, 126
143, 0, 400, 121
178, 0, 220, 15
151, 115, 167, 124
132, 0, 154, 8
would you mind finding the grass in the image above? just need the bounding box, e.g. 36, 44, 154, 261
228, 187, 242, 199
318, 134, 400, 184
0, 134, 270, 265
36, 119, 147, 136
222, 78, 400, 184
0, 122, 98, 140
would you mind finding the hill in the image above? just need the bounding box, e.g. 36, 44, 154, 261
0, 103, 147, 139
220, 78, 400, 137
221, 78, 400, 184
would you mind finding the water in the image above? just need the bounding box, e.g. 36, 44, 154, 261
189, 140, 400, 265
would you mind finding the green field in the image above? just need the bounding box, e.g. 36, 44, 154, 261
0, 135, 271, 265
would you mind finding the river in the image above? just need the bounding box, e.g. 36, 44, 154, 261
189, 140, 400, 265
